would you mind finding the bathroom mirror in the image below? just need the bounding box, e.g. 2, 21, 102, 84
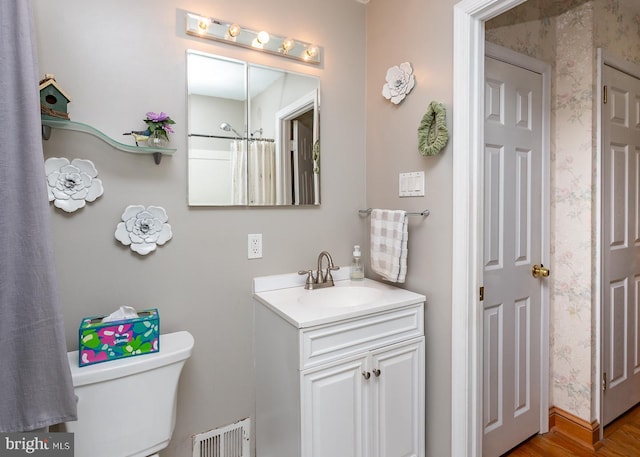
187, 50, 320, 206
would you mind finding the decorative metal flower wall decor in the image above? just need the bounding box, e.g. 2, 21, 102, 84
45, 157, 104, 212
382, 62, 415, 104
115, 205, 173, 256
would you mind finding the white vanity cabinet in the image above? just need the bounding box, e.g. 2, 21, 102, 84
254, 275, 425, 457
301, 335, 424, 457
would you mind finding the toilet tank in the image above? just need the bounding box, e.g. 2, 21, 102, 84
65, 331, 194, 457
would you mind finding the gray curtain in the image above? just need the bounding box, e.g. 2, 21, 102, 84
0, 1, 77, 431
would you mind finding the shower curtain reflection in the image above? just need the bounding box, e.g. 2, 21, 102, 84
248, 140, 276, 205
230, 140, 247, 205
188, 136, 278, 206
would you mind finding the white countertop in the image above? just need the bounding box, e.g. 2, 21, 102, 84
253, 272, 426, 328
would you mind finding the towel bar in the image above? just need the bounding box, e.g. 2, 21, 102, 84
359, 208, 430, 217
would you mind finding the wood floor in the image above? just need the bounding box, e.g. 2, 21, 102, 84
504, 405, 640, 456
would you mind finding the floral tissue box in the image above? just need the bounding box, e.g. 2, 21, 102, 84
78, 308, 159, 367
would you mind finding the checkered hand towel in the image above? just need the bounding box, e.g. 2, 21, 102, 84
370, 209, 408, 283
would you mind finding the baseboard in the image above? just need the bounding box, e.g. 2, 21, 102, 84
548, 406, 601, 450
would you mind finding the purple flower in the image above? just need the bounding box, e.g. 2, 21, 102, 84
146, 111, 169, 122
142, 111, 176, 142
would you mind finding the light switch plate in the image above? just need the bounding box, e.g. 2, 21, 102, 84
399, 171, 425, 197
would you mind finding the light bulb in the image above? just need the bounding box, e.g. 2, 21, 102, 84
257, 31, 270, 45
227, 23, 241, 38
281, 38, 295, 53
304, 45, 319, 59
197, 18, 210, 33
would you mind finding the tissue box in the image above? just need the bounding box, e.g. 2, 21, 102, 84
78, 308, 159, 367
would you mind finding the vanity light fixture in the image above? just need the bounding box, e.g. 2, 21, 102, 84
186, 12, 321, 65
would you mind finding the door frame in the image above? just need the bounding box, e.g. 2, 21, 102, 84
275, 89, 319, 205
451, 1, 550, 456
597, 48, 640, 431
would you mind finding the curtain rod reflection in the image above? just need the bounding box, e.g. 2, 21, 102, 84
189, 133, 275, 142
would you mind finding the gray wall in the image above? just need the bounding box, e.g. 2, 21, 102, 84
365, 1, 454, 455
32, 0, 454, 456
33, 0, 366, 455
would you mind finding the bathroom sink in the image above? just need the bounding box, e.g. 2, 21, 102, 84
253, 273, 426, 328
297, 286, 384, 307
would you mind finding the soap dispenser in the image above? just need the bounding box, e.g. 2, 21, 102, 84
350, 245, 364, 280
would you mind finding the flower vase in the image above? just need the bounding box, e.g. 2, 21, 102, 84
147, 130, 168, 149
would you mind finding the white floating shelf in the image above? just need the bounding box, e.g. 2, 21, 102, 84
41, 118, 176, 164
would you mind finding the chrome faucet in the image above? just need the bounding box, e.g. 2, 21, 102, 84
298, 251, 340, 290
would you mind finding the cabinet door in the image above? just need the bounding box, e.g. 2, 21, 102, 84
370, 337, 425, 457
301, 355, 369, 457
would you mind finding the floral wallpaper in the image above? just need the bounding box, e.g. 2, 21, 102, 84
594, 0, 640, 65
486, 0, 640, 423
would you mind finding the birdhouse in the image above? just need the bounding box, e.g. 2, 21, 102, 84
39, 74, 72, 120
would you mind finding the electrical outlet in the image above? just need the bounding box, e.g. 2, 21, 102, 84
248, 233, 262, 259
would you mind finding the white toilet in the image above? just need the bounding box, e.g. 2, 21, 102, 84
64, 331, 195, 457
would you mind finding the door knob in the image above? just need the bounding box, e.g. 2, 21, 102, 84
532, 264, 550, 278
362, 371, 371, 380
373, 368, 381, 377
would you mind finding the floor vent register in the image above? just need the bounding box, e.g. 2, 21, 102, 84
192, 417, 251, 457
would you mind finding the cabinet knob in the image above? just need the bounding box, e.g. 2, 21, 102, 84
362, 371, 371, 380
373, 368, 381, 377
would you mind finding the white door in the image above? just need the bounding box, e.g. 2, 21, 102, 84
301, 355, 368, 457
483, 53, 548, 457
370, 338, 425, 457
602, 63, 640, 425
